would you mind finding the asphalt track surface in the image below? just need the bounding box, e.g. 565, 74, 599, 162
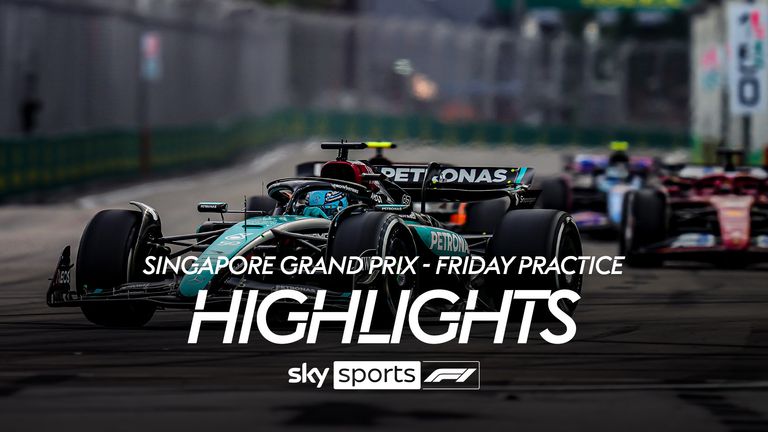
1, 142, 767, 431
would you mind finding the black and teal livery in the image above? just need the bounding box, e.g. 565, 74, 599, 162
47, 142, 583, 328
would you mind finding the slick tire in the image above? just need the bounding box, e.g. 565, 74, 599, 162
246, 196, 277, 214
462, 198, 510, 234
328, 212, 418, 325
620, 190, 665, 267
538, 178, 570, 211
487, 209, 583, 316
76, 209, 156, 327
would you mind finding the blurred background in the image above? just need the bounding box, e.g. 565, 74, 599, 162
3, 4, 768, 428
0, 0, 761, 199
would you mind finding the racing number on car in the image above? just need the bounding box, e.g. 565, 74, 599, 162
57, 270, 70, 285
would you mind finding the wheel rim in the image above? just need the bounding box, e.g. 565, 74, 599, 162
623, 194, 635, 253
382, 224, 417, 314
556, 220, 582, 313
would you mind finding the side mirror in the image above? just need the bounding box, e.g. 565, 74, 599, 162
197, 202, 228, 213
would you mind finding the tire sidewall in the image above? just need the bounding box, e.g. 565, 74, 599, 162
328, 211, 418, 318
621, 189, 666, 266
76, 209, 158, 327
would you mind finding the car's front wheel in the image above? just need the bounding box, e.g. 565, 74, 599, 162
76, 209, 157, 327
538, 177, 570, 211
328, 211, 418, 325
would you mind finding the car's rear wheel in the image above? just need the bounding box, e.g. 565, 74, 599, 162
538, 177, 570, 211
621, 190, 666, 267
487, 209, 582, 316
76, 209, 157, 327
328, 211, 418, 325
462, 198, 509, 234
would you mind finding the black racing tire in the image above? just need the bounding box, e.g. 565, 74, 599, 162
487, 209, 583, 316
76, 209, 156, 327
328, 212, 418, 325
538, 177, 570, 211
462, 198, 510, 234
246, 196, 277, 214
620, 190, 666, 267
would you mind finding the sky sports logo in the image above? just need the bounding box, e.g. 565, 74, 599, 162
288, 361, 480, 390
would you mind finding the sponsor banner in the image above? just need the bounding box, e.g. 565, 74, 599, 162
727, 3, 768, 115
374, 165, 533, 188
140, 32, 162, 82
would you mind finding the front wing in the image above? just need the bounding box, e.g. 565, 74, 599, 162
47, 247, 353, 310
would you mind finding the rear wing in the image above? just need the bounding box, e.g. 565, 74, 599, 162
374, 164, 534, 189
373, 162, 539, 205
296, 160, 440, 177
373, 164, 536, 203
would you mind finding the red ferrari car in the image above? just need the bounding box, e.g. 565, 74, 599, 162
620, 157, 768, 267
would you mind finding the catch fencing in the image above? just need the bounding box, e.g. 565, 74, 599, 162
0, 0, 688, 198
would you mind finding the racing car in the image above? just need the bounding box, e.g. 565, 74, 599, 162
538, 141, 656, 234
620, 150, 768, 267
251, 141, 508, 234
47, 142, 583, 327
294, 141, 398, 178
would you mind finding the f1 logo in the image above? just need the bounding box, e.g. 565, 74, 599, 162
421, 361, 480, 390
424, 368, 476, 383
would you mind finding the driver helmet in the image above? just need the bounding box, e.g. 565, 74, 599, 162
608, 140, 630, 166
302, 190, 349, 219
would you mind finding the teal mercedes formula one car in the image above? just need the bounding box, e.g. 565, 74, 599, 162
47, 142, 583, 327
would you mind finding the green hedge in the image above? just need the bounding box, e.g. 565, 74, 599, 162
0, 113, 290, 199
0, 109, 689, 199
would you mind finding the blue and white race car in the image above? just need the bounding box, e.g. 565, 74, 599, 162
538, 142, 657, 234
